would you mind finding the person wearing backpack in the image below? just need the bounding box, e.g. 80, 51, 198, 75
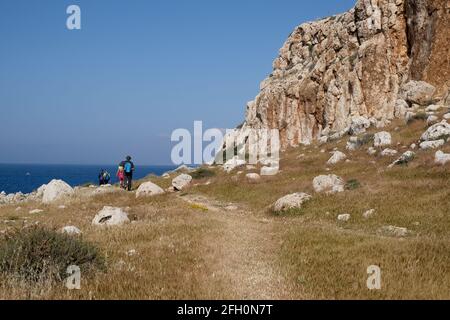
120, 156, 135, 191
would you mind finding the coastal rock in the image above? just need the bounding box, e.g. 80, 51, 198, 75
313, 175, 345, 194
136, 182, 165, 198
42, 179, 74, 204
92, 206, 130, 227
172, 174, 193, 191
273, 193, 312, 213
215, 0, 449, 152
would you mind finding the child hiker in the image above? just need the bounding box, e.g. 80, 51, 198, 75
117, 165, 125, 189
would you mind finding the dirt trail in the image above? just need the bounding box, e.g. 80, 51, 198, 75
179, 193, 298, 299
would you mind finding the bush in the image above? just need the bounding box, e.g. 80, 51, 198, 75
190, 168, 216, 180
345, 179, 361, 190
0, 227, 105, 284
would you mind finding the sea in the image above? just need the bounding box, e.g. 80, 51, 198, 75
0, 164, 177, 195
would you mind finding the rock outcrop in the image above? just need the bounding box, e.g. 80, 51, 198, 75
226, 0, 449, 150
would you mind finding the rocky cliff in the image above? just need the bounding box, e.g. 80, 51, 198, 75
232, 0, 449, 150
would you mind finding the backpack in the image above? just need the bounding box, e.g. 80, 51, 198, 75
124, 162, 132, 174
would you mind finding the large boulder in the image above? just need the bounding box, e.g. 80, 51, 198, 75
435, 151, 450, 165
136, 181, 164, 198
421, 120, 450, 141
327, 151, 347, 165
273, 193, 312, 213
313, 175, 345, 194
260, 166, 279, 176
42, 179, 74, 204
349, 116, 371, 135
374, 132, 392, 148
401, 80, 436, 106
92, 206, 130, 227
172, 174, 192, 191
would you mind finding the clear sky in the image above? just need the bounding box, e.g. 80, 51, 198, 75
0, 0, 356, 165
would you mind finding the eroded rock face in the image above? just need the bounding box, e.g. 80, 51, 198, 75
225, 0, 449, 150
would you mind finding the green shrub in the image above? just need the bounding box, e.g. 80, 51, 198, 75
0, 227, 105, 284
345, 179, 361, 190
191, 168, 216, 180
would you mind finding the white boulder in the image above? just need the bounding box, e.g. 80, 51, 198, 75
419, 140, 445, 150
223, 157, 246, 173
136, 181, 165, 198
42, 180, 74, 204
313, 175, 345, 194
172, 174, 193, 191
327, 151, 347, 165
246, 173, 261, 183
260, 166, 279, 176
389, 151, 416, 167
381, 149, 398, 157
435, 151, 450, 165
374, 132, 392, 148
273, 193, 312, 213
349, 116, 371, 135
337, 214, 351, 222
61, 226, 82, 235
92, 206, 130, 227
421, 120, 450, 141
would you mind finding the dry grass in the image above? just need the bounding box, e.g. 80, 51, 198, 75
0, 116, 449, 299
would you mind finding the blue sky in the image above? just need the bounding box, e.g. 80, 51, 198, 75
0, 0, 355, 165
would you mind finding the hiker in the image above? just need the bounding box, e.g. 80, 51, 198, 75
98, 169, 111, 186
98, 169, 105, 186
119, 156, 135, 191
116, 165, 125, 189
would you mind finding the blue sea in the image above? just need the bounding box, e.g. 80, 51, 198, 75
0, 164, 177, 194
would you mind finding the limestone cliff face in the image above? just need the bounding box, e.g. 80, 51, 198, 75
235, 0, 449, 149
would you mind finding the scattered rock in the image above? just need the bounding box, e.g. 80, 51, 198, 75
337, 214, 351, 222
443, 113, 450, 120
42, 179, 74, 204
401, 80, 436, 106
92, 206, 130, 227
260, 166, 279, 176
381, 149, 398, 157
389, 151, 416, 167
435, 151, 450, 165
136, 181, 165, 198
246, 173, 261, 183
410, 143, 417, 150
367, 147, 377, 155
363, 209, 376, 219
273, 193, 312, 213
29, 209, 44, 214
223, 157, 246, 173
374, 132, 392, 148
421, 120, 450, 141
378, 225, 409, 238
425, 104, 442, 112
313, 175, 345, 194
427, 115, 439, 125
419, 140, 445, 150
327, 151, 347, 165
61, 226, 82, 235
172, 174, 193, 191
